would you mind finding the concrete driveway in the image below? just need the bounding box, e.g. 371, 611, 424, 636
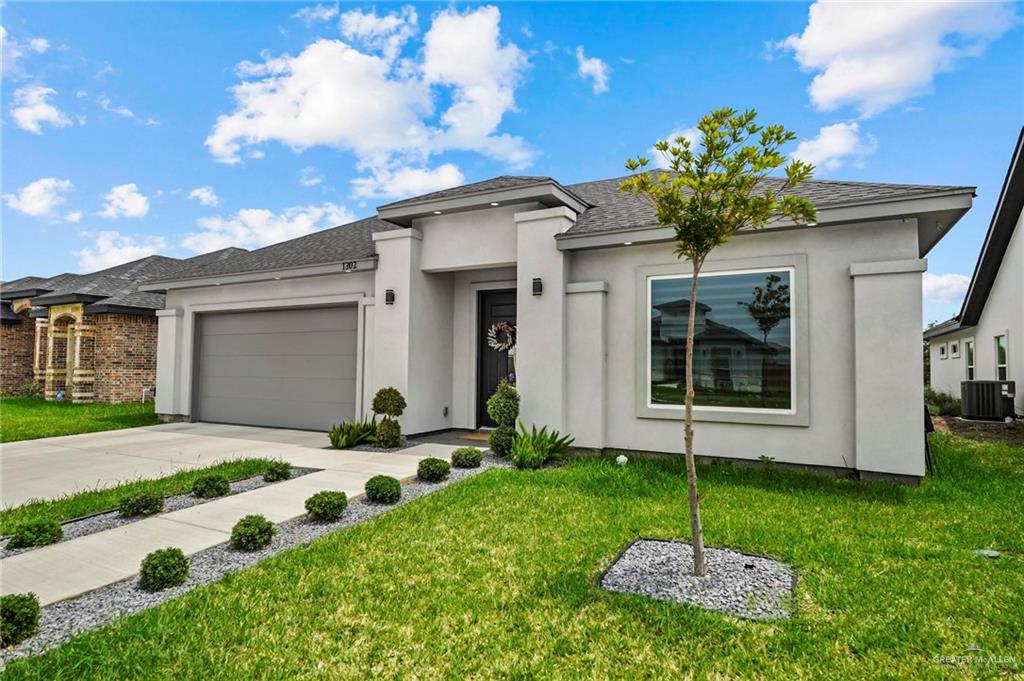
1, 422, 343, 508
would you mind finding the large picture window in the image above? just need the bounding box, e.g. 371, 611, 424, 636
648, 268, 794, 412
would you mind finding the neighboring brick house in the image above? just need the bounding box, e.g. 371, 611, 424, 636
0, 248, 244, 403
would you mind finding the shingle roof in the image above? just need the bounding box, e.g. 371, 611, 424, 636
6, 248, 246, 312
377, 176, 553, 209
148, 217, 399, 283
562, 175, 975, 237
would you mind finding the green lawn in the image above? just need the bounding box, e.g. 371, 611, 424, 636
0, 459, 277, 536
4, 433, 1022, 679
0, 397, 159, 443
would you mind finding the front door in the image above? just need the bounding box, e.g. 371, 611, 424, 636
477, 289, 517, 427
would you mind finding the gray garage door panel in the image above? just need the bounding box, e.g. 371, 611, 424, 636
196, 307, 358, 431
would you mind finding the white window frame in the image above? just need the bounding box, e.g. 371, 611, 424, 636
964, 338, 975, 380
995, 333, 1009, 380
949, 340, 960, 359
635, 253, 809, 427
938, 343, 948, 360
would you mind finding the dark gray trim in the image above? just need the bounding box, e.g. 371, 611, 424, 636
0, 288, 52, 301
83, 304, 157, 316
31, 293, 104, 306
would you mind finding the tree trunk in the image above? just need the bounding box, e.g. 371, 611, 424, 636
685, 261, 707, 576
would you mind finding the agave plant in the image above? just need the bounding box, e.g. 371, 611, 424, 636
328, 416, 377, 449
510, 421, 574, 470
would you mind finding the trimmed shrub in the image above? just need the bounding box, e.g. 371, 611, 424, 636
372, 387, 407, 419
510, 421, 575, 470
486, 378, 519, 427
6, 518, 62, 549
418, 457, 451, 482
365, 475, 401, 504
139, 547, 189, 591
230, 514, 275, 551
263, 460, 292, 482
451, 447, 483, 468
375, 418, 402, 449
305, 491, 348, 521
925, 386, 961, 417
192, 474, 230, 499
118, 490, 164, 517
488, 424, 515, 457
328, 417, 376, 449
0, 593, 40, 646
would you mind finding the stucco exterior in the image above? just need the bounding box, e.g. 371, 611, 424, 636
929, 208, 1023, 415
149, 175, 974, 481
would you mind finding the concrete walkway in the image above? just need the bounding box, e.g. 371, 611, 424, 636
1, 442, 460, 605
2, 422, 339, 508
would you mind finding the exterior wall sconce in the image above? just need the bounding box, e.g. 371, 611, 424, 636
532, 278, 543, 296
385, 289, 395, 305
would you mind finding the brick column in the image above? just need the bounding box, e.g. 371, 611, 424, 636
71, 314, 96, 403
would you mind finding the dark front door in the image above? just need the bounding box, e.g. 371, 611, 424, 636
477, 289, 517, 427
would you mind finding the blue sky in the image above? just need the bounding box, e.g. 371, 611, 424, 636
3, 2, 1022, 325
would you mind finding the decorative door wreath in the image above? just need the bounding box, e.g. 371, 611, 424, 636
487, 321, 516, 353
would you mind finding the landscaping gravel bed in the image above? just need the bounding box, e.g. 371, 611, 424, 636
600, 539, 796, 620
0, 468, 318, 558
1, 453, 510, 664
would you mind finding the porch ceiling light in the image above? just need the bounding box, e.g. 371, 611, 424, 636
490, 202, 499, 206
433, 210, 442, 215
532, 278, 543, 296
385, 289, 396, 305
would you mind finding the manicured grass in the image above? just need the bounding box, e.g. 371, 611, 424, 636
0, 398, 159, 443
5, 434, 1023, 679
0, 459, 276, 535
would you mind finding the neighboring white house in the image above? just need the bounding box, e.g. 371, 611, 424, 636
143, 173, 975, 482
926, 127, 1024, 417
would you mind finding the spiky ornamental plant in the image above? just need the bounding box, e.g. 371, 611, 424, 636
620, 107, 816, 576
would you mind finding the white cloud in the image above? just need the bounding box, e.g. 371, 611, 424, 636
777, 1, 1016, 117
181, 202, 354, 252
340, 5, 418, 63
1, 26, 49, 78
923, 273, 970, 304
3, 177, 73, 217
292, 4, 339, 26
299, 166, 324, 187
99, 183, 150, 219
65, 210, 83, 223
351, 163, 464, 199
97, 95, 160, 126
74, 231, 167, 271
650, 126, 700, 169
575, 45, 609, 94
10, 85, 72, 134
206, 5, 532, 197
791, 121, 877, 171
188, 186, 220, 207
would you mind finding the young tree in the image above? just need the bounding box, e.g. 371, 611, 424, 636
621, 108, 817, 576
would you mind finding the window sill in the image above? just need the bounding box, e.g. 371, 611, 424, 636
637, 404, 810, 427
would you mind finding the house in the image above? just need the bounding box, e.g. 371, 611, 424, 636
925, 128, 1024, 417
142, 174, 976, 482
0, 248, 244, 403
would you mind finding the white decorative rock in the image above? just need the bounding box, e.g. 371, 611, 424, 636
616, 454, 628, 466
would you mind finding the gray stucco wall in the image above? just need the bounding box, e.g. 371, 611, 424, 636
567, 218, 925, 475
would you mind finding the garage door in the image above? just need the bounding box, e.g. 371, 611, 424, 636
196, 307, 358, 430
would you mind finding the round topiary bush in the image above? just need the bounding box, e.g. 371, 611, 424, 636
263, 460, 292, 482
192, 474, 230, 499
118, 490, 164, 517
486, 378, 519, 426
305, 490, 348, 521
230, 514, 275, 551
139, 547, 189, 591
365, 475, 401, 504
0, 593, 40, 646
372, 386, 407, 418
451, 447, 483, 468
488, 424, 515, 457
375, 418, 402, 448
6, 518, 62, 549
417, 457, 451, 483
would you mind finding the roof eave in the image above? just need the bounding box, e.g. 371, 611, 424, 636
82, 303, 157, 316
140, 256, 379, 292
31, 293, 105, 306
